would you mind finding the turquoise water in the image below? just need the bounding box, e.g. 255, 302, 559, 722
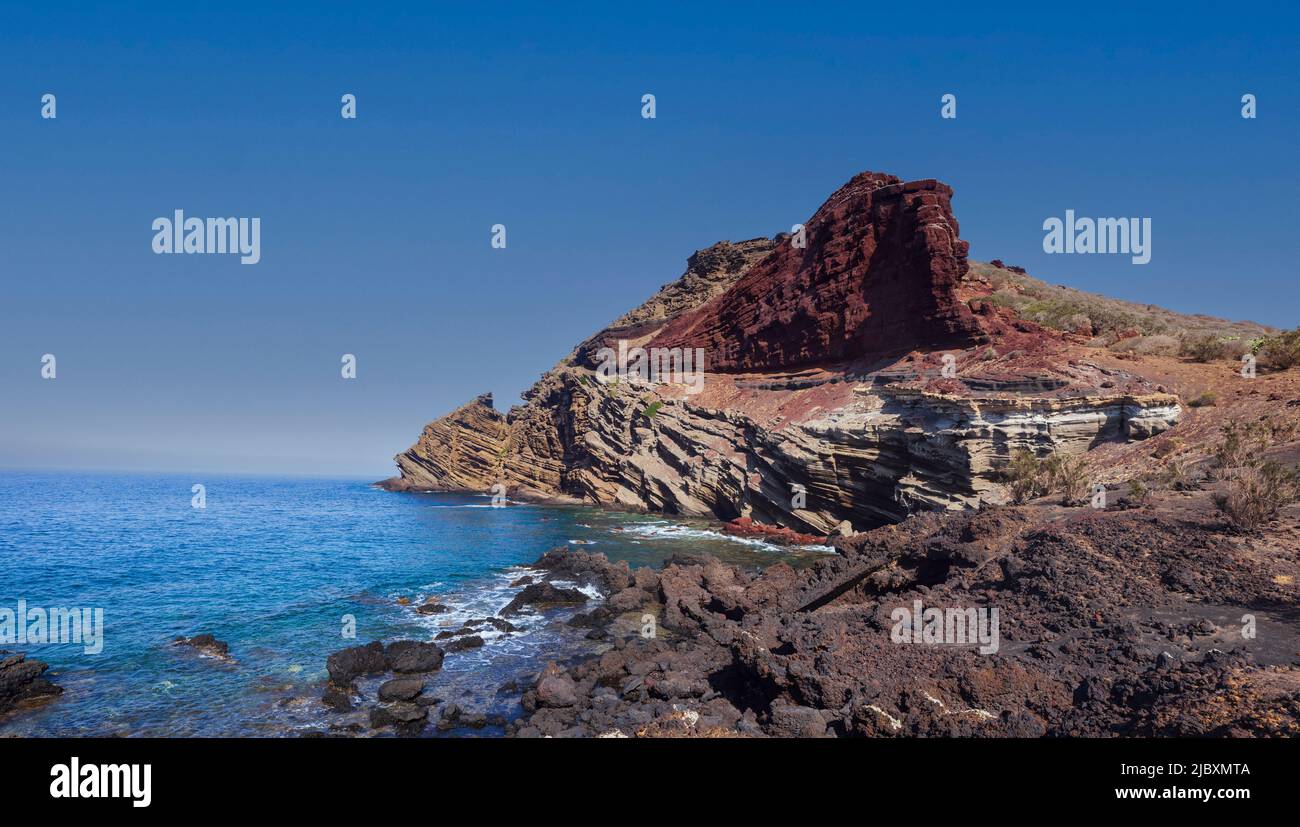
0, 471, 828, 736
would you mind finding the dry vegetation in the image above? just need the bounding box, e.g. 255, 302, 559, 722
1004, 449, 1090, 505
968, 261, 1297, 367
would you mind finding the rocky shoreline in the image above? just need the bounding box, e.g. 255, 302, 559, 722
319, 469, 1300, 737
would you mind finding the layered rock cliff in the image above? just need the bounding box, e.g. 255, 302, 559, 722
648, 173, 984, 370
386, 172, 1181, 533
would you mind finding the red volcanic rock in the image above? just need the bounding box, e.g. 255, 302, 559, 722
723, 517, 825, 546
649, 172, 987, 371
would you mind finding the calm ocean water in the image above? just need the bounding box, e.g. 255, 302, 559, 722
0, 471, 827, 736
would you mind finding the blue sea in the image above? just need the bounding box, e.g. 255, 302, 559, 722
0, 471, 829, 736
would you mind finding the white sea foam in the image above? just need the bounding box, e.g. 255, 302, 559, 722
621, 521, 834, 553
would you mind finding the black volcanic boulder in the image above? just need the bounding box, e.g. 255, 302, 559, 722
499, 583, 589, 616
326, 641, 388, 685
370, 701, 428, 733
444, 635, 485, 653
172, 633, 231, 659
383, 640, 444, 673
321, 684, 354, 712
534, 662, 578, 708
0, 652, 62, 714
530, 549, 634, 593
377, 677, 426, 702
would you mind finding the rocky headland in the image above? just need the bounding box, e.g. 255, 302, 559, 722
369, 169, 1298, 738
383, 171, 1181, 534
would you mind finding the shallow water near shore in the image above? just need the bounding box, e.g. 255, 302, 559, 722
0, 471, 829, 736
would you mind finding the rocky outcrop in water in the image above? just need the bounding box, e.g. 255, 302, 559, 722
172, 633, 232, 660
0, 652, 62, 715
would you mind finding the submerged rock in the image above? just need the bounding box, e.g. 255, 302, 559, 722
0, 652, 62, 714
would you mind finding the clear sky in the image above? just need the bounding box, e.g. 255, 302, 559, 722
2, 2, 1296, 477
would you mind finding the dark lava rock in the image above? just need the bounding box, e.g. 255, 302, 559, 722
535, 663, 578, 708
766, 703, 831, 738
607, 588, 653, 613
444, 635, 485, 653
384, 640, 445, 673
326, 641, 387, 684
172, 633, 231, 659
0, 652, 62, 714
499, 583, 589, 616
473, 617, 519, 634
321, 683, 354, 712
370, 702, 428, 732
377, 677, 426, 702
529, 548, 635, 593
415, 601, 450, 615
567, 607, 613, 628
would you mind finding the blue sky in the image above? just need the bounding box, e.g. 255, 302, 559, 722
1, 2, 1296, 476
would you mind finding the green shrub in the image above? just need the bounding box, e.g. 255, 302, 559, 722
1128, 477, 1151, 506
1259, 328, 1300, 371
1042, 453, 1090, 505
1180, 334, 1231, 362
1004, 449, 1090, 505
1005, 449, 1044, 503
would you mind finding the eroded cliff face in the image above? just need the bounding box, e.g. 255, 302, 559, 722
385, 172, 1181, 533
